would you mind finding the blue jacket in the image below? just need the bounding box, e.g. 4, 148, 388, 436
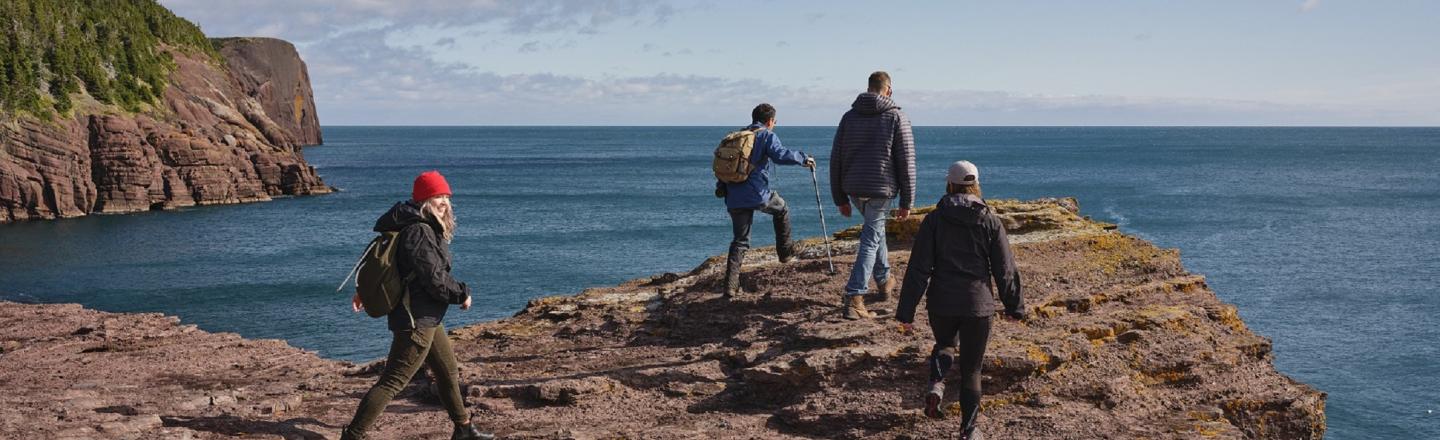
717, 123, 808, 209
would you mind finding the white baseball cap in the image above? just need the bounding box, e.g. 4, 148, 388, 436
947, 160, 979, 186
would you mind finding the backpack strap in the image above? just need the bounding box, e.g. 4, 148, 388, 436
745, 126, 766, 164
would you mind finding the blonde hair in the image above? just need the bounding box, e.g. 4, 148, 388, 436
421, 196, 457, 243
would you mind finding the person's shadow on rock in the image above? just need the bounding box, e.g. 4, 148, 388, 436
160, 415, 335, 439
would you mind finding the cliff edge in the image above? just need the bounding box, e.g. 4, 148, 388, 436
0, 2, 329, 223
0, 198, 1326, 439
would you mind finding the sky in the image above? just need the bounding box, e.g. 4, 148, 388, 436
157, 0, 1440, 126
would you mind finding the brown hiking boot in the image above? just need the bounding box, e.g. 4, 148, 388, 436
723, 285, 739, 299
777, 242, 800, 263
843, 295, 877, 320
870, 277, 893, 303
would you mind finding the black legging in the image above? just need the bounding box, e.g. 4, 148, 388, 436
928, 313, 992, 435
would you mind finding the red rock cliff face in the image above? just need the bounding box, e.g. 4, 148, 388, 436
0, 38, 329, 223
216, 37, 323, 147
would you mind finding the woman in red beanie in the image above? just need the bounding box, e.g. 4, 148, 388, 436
343, 171, 492, 440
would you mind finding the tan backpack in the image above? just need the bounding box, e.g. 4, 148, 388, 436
713, 128, 760, 183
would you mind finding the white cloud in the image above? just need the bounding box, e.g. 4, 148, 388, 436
303, 28, 1425, 127
160, 0, 1436, 126
159, 0, 675, 41
1300, 0, 1321, 13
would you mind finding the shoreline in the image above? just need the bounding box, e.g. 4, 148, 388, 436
0, 197, 1325, 439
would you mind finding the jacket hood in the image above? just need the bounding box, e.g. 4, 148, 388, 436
935, 193, 989, 225
850, 92, 900, 115
374, 201, 425, 232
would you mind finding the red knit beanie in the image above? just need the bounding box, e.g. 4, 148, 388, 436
412, 170, 452, 202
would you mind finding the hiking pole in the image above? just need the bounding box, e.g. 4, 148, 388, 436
808, 161, 836, 274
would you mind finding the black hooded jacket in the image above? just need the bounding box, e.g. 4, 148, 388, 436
373, 201, 471, 331
896, 194, 1024, 322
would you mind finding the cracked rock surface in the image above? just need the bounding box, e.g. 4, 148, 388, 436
0, 198, 1325, 439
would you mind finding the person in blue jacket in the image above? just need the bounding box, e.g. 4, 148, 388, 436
715, 103, 815, 298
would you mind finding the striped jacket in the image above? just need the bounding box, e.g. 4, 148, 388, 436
829, 93, 916, 209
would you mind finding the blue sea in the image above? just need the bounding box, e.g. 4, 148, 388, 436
1, 127, 1436, 438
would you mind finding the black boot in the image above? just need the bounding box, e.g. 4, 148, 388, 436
723, 268, 741, 298
339, 426, 365, 440
452, 421, 495, 440
773, 204, 795, 263
724, 248, 744, 298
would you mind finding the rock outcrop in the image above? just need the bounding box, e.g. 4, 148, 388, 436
0, 37, 329, 223
0, 198, 1326, 439
215, 37, 323, 147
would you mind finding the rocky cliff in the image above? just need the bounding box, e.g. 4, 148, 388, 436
0, 37, 329, 223
0, 199, 1326, 439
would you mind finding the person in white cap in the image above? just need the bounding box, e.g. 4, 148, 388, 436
894, 161, 1024, 440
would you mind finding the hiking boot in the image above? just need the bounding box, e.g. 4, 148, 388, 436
870, 277, 893, 303
777, 243, 800, 263
923, 381, 945, 419
339, 427, 366, 440
723, 270, 741, 299
961, 428, 983, 440
842, 295, 877, 320
452, 421, 495, 440
724, 246, 745, 299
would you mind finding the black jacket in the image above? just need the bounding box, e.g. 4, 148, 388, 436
830, 93, 917, 209
896, 194, 1024, 322
373, 201, 470, 331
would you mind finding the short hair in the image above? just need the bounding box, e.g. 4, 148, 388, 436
868, 71, 891, 93
751, 103, 776, 124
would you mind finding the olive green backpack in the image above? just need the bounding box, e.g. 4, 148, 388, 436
339, 231, 411, 318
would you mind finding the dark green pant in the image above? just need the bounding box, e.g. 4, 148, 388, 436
345, 324, 467, 435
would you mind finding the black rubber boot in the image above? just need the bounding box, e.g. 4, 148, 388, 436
772, 206, 795, 263
451, 421, 495, 440
723, 248, 744, 298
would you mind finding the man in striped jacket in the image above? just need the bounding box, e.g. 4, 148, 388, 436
829, 71, 917, 320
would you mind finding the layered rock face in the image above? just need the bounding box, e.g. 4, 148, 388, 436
215, 37, 323, 147
0, 199, 1326, 439
0, 38, 329, 223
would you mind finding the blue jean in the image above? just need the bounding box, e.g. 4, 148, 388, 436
845, 197, 891, 295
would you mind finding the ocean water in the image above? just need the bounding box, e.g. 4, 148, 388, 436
0, 126, 1436, 438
